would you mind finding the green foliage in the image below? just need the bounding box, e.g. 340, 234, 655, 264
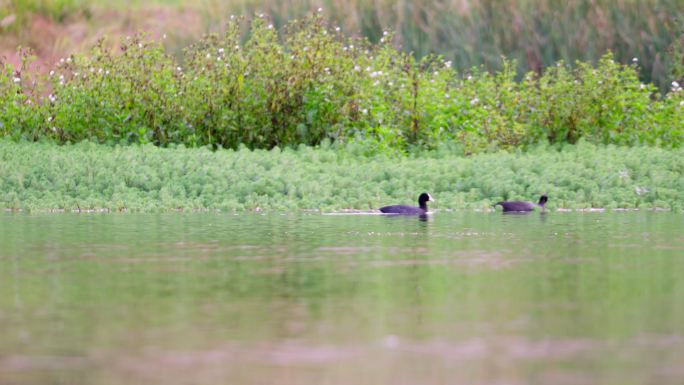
1, 140, 683, 212
48, 36, 185, 145
1, 14, 683, 153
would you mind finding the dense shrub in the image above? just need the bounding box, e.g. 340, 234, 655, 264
1, 13, 683, 152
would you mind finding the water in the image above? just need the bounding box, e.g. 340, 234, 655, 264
1, 212, 683, 385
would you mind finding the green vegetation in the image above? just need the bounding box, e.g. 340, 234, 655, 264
2, 14, 683, 153
1, 140, 682, 212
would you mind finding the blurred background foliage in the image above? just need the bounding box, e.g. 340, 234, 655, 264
1, 0, 683, 91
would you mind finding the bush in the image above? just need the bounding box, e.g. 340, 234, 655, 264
1, 13, 683, 153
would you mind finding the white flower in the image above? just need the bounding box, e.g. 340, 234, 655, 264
349, 44, 354, 49
343, 46, 348, 51
470, 97, 479, 105
361, 108, 368, 114
632, 57, 638, 62
640, 84, 646, 90
672, 81, 680, 88
206, 53, 211, 59
49, 70, 55, 76
235, 45, 240, 50
218, 48, 224, 54
163, 34, 167, 39
388, 82, 393, 87
98, 68, 103, 74
59, 58, 65, 63
177, 66, 182, 72
138, 43, 143, 48
383, 31, 389, 36
268, 24, 273, 29
466, 75, 472, 80
335, 27, 340, 32
66, 57, 71, 63
317, 7, 323, 12
444, 61, 452, 68
106, 70, 110, 75
444, 93, 449, 98
635, 186, 649, 195
380, 38, 385, 43
680, 101, 684, 106
324, 67, 330, 73
354, 65, 361, 72
13, 77, 20, 83
47, 116, 53, 122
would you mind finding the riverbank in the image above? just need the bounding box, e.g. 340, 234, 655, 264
1, 140, 683, 212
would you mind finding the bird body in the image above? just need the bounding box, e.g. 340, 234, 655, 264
495, 195, 548, 212
380, 193, 433, 215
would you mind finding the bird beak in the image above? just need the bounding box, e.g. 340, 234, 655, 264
428, 194, 434, 202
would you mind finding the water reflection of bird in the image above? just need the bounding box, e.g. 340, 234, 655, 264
495, 195, 548, 212
380, 193, 433, 215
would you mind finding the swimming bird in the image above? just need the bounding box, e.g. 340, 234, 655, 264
495, 195, 548, 212
380, 193, 434, 215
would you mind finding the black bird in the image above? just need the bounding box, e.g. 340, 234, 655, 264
495, 195, 548, 212
380, 193, 434, 215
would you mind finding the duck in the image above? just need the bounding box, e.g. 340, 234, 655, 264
495, 195, 548, 212
380, 193, 434, 215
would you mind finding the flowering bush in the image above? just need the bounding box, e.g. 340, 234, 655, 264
0, 13, 683, 152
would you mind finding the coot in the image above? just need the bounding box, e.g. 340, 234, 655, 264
380, 193, 434, 215
495, 195, 548, 212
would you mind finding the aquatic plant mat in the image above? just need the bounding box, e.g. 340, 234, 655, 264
1, 140, 683, 212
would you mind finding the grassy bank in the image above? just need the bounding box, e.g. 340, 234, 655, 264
1, 140, 683, 212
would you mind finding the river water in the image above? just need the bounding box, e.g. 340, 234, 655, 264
1, 212, 683, 384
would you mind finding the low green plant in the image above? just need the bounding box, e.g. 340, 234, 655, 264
1, 139, 683, 212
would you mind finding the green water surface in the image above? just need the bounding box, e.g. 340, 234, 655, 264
1, 212, 683, 385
